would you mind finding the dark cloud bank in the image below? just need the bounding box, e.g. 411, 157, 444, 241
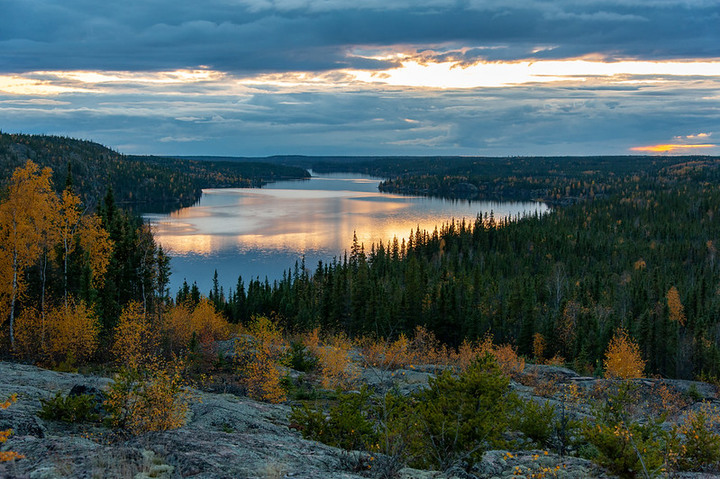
1, 0, 719, 74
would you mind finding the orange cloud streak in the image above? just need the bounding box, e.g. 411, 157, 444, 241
631, 143, 717, 153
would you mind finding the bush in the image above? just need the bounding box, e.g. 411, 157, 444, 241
113, 302, 157, 368
514, 399, 556, 447
409, 353, 513, 470
38, 392, 99, 423
310, 333, 359, 390
582, 382, 664, 478
675, 405, 720, 471
686, 383, 703, 402
0, 394, 24, 462
235, 316, 288, 403
287, 341, 318, 372
604, 329, 646, 379
291, 354, 518, 473
290, 386, 378, 451
164, 299, 230, 355
104, 358, 192, 435
14, 299, 99, 367
582, 419, 664, 478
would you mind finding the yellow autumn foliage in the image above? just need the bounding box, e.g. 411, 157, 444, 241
604, 328, 646, 379
113, 301, 157, 368
14, 299, 99, 366
77, 213, 113, 289
667, 286, 687, 326
306, 331, 358, 390
46, 299, 99, 365
360, 333, 412, 370
105, 357, 192, 435
532, 332, 547, 362
165, 299, 230, 352
0, 160, 55, 348
0, 394, 23, 462
235, 316, 288, 403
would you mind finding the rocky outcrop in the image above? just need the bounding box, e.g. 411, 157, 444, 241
4, 360, 719, 478
0, 361, 380, 478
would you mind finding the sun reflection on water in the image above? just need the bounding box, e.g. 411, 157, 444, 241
144, 173, 547, 288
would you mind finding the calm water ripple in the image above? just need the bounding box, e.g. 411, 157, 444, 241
143, 173, 548, 294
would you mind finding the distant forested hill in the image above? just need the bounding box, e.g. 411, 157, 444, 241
0, 132, 310, 210
179, 154, 720, 205
309, 155, 720, 203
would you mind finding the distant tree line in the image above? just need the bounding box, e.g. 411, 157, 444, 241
310, 154, 716, 204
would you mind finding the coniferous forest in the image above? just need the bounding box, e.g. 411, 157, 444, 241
2, 134, 720, 381
5, 134, 720, 477
206, 157, 720, 380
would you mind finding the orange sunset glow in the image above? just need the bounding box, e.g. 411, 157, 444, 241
630, 144, 717, 153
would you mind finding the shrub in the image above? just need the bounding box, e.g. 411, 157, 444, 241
307, 332, 358, 390
290, 386, 378, 451
165, 299, 230, 354
163, 302, 193, 352
14, 299, 99, 366
12, 307, 44, 361
409, 325, 446, 365
113, 302, 157, 368
582, 382, 664, 478
686, 383, 703, 402
104, 358, 192, 435
43, 299, 100, 366
38, 392, 99, 423
409, 353, 513, 470
291, 354, 519, 473
675, 405, 720, 471
449, 338, 482, 371
648, 379, 688, 419
287, 341, 318, 373
0, 394, 24, 462
446, 334, 525, 378
514, 399, 556, 447
361, 334, 412, 370
235, 316, 288, 403
583, 419, 664, 478
492, 343, 525, 379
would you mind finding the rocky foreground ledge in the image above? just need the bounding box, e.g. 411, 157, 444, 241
0, 361, 678, 479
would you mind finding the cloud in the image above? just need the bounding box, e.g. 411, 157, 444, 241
1, 1, 719, 74
675, 132, 712, 140
159, 135, 205, 143
2, 63, 717, 157
0, 99, 70, 105
0, 0, 718, 156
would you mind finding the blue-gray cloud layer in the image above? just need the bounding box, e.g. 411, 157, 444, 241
1, 0, 719, 156
1, 0, 719, 73
2, 77, 717, 156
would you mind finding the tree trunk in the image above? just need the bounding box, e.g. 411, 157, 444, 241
41, 251, 48, 348
9, 249, 18, 349
64, 236, 69, 308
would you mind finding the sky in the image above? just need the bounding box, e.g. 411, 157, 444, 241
1, 0, 719, 157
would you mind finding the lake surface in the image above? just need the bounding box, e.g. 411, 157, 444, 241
143, 173, 549, 295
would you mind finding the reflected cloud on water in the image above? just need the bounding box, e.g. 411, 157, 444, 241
144, 173, 548, 292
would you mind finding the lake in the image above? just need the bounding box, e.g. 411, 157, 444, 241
143, 173, 549, 295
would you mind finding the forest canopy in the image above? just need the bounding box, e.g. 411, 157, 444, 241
2, 133, 720, 382
0, 132, 310, 211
